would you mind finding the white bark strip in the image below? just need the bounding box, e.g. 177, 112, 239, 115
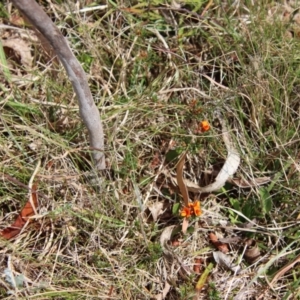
11, 0, 105, 170
169, 112, 240, 193
197, 111, 240, 193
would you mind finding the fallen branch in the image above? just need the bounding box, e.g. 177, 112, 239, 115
11, 0, 105, 170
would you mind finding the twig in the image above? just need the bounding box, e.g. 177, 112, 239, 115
257, 253, 300, 299
3, 173, 51, 202
28, 159, 40, 215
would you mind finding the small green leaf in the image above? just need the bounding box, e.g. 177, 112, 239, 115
229, 197, 240, 211
0, 40, 11, 83
172, 202, 181, 215
196, 262, 214, 291
165, 149, 181, 163
259, 187, 272, 215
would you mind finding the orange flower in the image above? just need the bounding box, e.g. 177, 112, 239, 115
192, 200, 202, 216
181, 206, 192, 218
180, 201, 202, 218
200, 120, 210, 132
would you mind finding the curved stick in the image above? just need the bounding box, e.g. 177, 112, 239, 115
169, 112, 240, 193
11, 0, 105, 170
196, 111, 240, 193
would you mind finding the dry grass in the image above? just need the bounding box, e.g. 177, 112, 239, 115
1, 0, 300, 299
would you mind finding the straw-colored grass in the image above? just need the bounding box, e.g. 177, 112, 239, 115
1, 1, 300, 299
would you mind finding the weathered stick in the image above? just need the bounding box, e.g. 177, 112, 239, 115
11, 0, 105, 170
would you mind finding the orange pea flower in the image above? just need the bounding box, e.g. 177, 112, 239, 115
192, 201, 202, 216
181, 206, 192, 218
180, 201, 202, 218
200, 120, 210, 132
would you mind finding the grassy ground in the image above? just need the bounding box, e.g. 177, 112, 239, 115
1, 0, 300, 299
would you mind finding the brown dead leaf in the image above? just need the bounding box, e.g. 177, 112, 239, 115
244, 239, 261, 263
2, 38, 33, 68
193, 258, 202, 274
176, 151, 189, 206
209, 232, 229, 253
150, 152, 161, 169
0, 184, 38, 240
10, 13, 59, 68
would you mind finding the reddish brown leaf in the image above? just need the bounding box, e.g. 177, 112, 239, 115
107, 285, 114, 299
171, 239, 181, 247
46, 159, 55, 170
176, 152, 189, 207
209, 233, 229, 253
0, 184, 38, 240
150, 152, 161, 169
193, 258, 202, 274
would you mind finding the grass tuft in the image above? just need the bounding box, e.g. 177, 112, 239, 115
1, 1, 300, 299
